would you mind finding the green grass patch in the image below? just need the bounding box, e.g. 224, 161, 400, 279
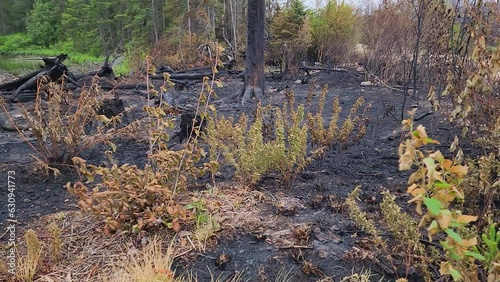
0, 34, 102, 64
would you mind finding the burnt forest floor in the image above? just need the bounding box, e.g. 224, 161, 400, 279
0, 70, 480, 281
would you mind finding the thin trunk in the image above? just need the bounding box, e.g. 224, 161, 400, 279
0, 11, 6, 35
152, 0, 159, 42
401, 57, 408, 121
230, 0, 237, 53
187, 0, 192, 34
412, 0, 425, 103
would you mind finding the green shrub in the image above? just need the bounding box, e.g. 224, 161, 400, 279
0, 33, 32, 53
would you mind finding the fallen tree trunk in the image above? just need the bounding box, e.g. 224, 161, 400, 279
1, 54, 79, 101
299, 62, 352, 75
150, 72, 215, 80
0, 69, 41, 91
9, 63, 71, 101
0, 90, 37, 102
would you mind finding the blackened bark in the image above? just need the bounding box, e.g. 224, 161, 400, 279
242, 0, 265, 105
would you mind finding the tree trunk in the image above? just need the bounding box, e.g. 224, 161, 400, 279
230, 0, 237, 53
151, 0, 159, 43
241, 0, 265, 105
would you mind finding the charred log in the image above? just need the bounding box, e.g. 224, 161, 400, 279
77, 56, 116, 81
10, 63, 70, 101
0, 54, 79, 102
42, 54, 68, 66
299, 62, 356, 76
97, 98, 126, 119
0, 69, 41, 91
173, 110, 207, 142
150, 72, 215, 80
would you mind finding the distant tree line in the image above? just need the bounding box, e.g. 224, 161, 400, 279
0, 0, 360, 70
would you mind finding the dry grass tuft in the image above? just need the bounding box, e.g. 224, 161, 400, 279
106, 237, 177, 282
16, 230, 43, 282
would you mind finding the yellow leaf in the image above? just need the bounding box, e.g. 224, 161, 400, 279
172, 218, 181, 232
407, 183, 418, 193
437, 211, 452, 229
442, 159, 453, 170
449, 165, 468, 177
435, 190, 457, 202
429, 150, 444, 162
450, 135, 459, 152
72, 157, 86, 165
427, 220, 440, 237
456, 215, 477, 224
399, 151, 413, 170
407, 108, 417, 117
451, 186, 465, 200
459, 236, 477, 247
411, 139, 424, 148
415, 200, 423, 215
408, 187, 425, 197
407, 193, 424, 204
415, 125, 428, 139
398, 143, 405, 156
408, 171, 422, 184
417, 150, 425, 160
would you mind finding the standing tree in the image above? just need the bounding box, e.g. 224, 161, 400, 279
241, 0, 266, 105
269, 0, 311, 77
26, 0, 62, 47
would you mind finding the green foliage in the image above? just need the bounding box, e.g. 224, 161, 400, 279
380, 190, 432, 280
345, 110, 499, 281
0, 0, 32, 35
345, 186, 380, 238
186, 199, 210, 227
306, 85, 369, 150
480, 223, 500, 274
17, 230, 43, 282
0, 34, 102, 65
206, 92, 315, 187
310, 0, 359, 63
0, 33, 32, 53
207, 85, 369, 187
47, 222, 62, 263
268, 0, 312, 75
26, 0, 62, 47
205, 105, 277, 184
398, 110, 500, 281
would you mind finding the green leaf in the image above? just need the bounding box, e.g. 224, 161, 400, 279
424, 137, 440, 144
445, 228, 463, 243
449, 267, 462, 281
434, 180, 451, 189
423, 157, 436, 170
449, 251, 462, 261
423, 198, 441, 215
465, 251, 485, 261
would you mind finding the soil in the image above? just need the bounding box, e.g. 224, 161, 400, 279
0, 70, 472, 281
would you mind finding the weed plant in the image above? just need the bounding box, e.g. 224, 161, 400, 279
67, 50, 224, 233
